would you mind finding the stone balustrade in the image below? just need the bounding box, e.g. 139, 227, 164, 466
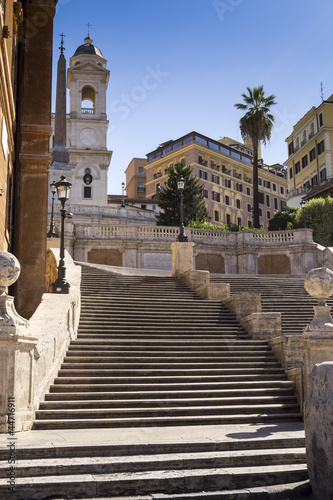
72, 224, 314, 248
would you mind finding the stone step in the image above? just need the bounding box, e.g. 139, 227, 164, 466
61, 361, 282, 369
65, 349, 276, 357
40, 395, 298, 409
33, 412, 303, 429
64, 355, 277, 362
35, 403, 301, 421
45, 387, 296, 400
0, 448, 306, 478
49, 380, 295, 393
57, 368, 286, 377
0, 464, 309, 500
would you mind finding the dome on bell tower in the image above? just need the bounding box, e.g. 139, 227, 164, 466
73, 35, 103, 58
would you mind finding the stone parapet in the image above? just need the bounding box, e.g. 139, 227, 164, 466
305, 362, 333, 499
241, 312, 281, 340
0, 249, 81, 433
223, 293, 261, 321
182, 271, 210, 291
195, 283, 231, 301
171, 242, 195, 277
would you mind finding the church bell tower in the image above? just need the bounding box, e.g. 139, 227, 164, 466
66, 33, 112, 205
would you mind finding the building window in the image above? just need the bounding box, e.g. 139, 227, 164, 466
318, 140, 325, 155
212, 174, 220, 184
274, 198, 278, 210
295, 161, 301, 174
258, 178, 262, 185
259, 192, 264, 204
319, 112, 323, 128
199, 170, 208, 180
263, 180, 271, 189
309, 148, 316, 162
280, 186, 284, 194
304, 180, 310, 189
237, 217, 242, 226
259, 208, 262, 216
214, 210, 219, 222
248, 220, 252, 228
281, 200, 285, 210
138, 182, 145, 192
138, 166, 144, 174
236, 199, 241, 209
266, 195, 270, 207
312, 175, 318, 186
84, 186, 92, 198
203, 189, 208, 198
247, 203, 251, 213
301, 155, 308, 168
247, 187, 251, 196
288, 141, 294, 156
212, 191, 220, 202
320, 168, 327, 182
235, 183, 243, 192
225, 178, 231, 188
225, 195, 230, 205
267, 211, 271, 219
273, 183, 276, 192
226, 214, 231, 225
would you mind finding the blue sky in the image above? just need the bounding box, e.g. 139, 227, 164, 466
53, 0, 333, 194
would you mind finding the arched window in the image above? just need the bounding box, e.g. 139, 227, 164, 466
81, 86, 95, 114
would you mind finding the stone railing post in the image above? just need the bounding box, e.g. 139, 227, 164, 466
302, 267, 333, 401
305, 362, 333, 499
0, 252, 35, 433
171, 242, 195, 277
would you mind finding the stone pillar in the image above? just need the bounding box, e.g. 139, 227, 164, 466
302, 267, 333, 401
15, 1, 57, 319
171, 242, 195, 277
304, 362, 333, 500
0, 252, 35, 433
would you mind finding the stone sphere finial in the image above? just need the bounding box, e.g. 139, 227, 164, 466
304, 267, 333, 306
0, 252, 21, 293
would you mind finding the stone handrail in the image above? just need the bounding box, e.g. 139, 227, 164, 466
0, 249, 81, 432
72, 224, 314, 248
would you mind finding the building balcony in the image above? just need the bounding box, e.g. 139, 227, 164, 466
301, 139, 307, 147
233, 171, 242, 179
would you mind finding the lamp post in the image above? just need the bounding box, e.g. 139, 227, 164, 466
177, 175, 188, 242
121, 181, 125, 207
52, 175, 72, 294
300, 199, 307, 228
47, 181, 59, 238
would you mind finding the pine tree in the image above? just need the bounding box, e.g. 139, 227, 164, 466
156, 162, 208, 226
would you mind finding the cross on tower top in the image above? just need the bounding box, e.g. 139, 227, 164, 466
86, 22, 92, 37
59, 32, 66, 54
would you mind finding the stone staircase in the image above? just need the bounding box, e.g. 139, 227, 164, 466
0, 265, 312, 499
34, 266, 302, 429
211, 274, 332, 337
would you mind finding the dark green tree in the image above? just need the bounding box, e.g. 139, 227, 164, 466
235, 86, 277, 228
156, 162, 208, 226
268, 206, 299, 231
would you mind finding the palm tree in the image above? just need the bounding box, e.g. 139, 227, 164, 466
235, 86, 276, 228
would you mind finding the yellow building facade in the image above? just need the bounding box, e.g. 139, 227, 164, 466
125, 157, 147, 199
285, 95, 333, 206
145, 132, 287, 229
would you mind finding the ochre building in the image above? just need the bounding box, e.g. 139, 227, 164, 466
144, 132, 287, 229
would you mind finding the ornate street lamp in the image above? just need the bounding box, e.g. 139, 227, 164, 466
300, 199, 307, 228
52, 175, 72, 294
47, 181, 59, 238
121, 181, 125, 207
177, 175, 188, 242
